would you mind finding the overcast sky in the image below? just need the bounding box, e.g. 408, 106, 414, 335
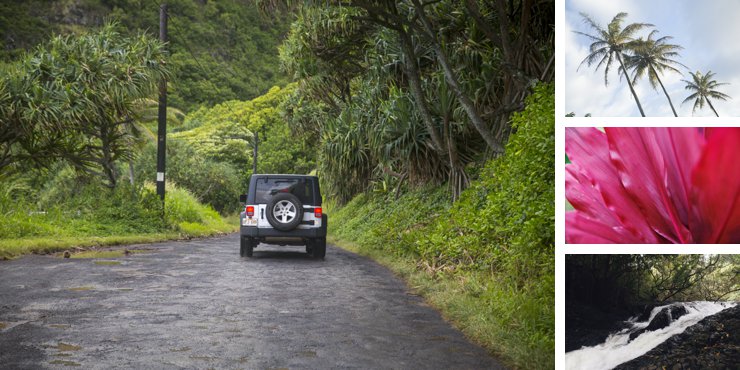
565, 0, 740, 117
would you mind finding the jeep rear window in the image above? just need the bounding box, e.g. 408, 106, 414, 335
254, 178, 314, 205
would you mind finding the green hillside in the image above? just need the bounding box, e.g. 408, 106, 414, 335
0, 0, 290, 112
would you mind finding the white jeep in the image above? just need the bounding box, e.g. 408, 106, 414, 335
239, 174, 327, 258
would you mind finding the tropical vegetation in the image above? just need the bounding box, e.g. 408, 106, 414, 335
682, 70, 731, 117
330, 84, 554, 368
575, 11, 731, 116
566, 254, 740, 310
1, 1, 555, 368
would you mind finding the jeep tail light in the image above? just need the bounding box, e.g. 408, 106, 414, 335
314, 207, 322, 218
246, 206, 255, 217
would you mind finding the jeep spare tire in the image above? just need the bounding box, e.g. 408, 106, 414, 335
266, 192, 303, 231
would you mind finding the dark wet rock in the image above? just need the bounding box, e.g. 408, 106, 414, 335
635, 303, 659, 322
629, 304, 689, 341
646, 305, 688, 332
565, 302, 633, 352
615, 304, 740, 370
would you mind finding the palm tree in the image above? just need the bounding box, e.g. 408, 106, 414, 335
625, 30, 686, 117
682, 70, 731, 117
575, 12, 653, 116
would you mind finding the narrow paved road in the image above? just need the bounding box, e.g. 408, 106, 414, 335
0, 234, 505, 369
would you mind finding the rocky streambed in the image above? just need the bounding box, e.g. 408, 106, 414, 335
566, 301, 738, 370
614, 303, 740, 369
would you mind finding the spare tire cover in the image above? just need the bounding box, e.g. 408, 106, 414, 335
266, 192, 303, 231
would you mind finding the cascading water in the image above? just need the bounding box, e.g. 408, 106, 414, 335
565, 301, 736, 370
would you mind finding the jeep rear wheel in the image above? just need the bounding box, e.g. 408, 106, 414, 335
240, 236, 254, 257
266, 193, 304, 231
312, 238, 326, 259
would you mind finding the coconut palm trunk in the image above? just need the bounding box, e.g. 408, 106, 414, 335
707, 100, 720, 117
615, 52, 646, 117
656, 74, 678, 117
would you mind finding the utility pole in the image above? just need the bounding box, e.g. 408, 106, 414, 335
156, 3, 168, 202
252, 131, 258, 174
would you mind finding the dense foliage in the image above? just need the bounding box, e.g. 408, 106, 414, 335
566, 255, 740, 309
1, 23, 168, 187
277, 0, 554, 202
0, 171, 234, 259
330, 84, 555, 369
0, 0, 290, 112
148, 84, 316, 213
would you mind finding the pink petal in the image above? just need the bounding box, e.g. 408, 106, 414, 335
651, 128, 705, 233
565, 164, 647, 243
605, 128, 692, 243
565, 128, 658, 243
690, 128, 740, 243
565, 212, 625, 243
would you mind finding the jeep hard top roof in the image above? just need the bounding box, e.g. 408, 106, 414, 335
247, 174, 321, 205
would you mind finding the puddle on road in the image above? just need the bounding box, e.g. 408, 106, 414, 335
117, 288, 133, 292
299, 350, 317, 358
52, 342, 82, 351
49, 360, 81, 367
169, 347, 191, 352
68, 286, 94, 292
67, 249, 151, 259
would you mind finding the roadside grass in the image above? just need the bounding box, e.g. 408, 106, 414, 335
0, 233, 200, 260
328, 194, 553, 370
70, 249, 151, 259
0, 183, 238, 260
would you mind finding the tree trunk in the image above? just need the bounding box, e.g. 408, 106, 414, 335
443, 114, 468, 201
412, 0, 505, 153
99, 123, 117, 189
655, 72, 678, 117
397, 30, 446, 155
616, 52, 647, 117
125, 121, 136, 185
707, 99, 720, 117
128, 161, 135, 185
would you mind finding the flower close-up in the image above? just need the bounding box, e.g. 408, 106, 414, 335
566, 127, 740, 243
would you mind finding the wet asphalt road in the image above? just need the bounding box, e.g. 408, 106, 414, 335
0, 234, 505, 369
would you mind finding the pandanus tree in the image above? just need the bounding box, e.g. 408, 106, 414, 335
575, 12, 653, 116
0, 23, 170, 187
625, 30, 685, 117
682, 70, 731, 117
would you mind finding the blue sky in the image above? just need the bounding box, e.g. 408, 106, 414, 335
565, 0, 740, 117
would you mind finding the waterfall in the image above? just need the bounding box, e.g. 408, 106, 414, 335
565, 301, 736, 370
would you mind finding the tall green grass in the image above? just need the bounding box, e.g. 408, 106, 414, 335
0, 181, 236, 259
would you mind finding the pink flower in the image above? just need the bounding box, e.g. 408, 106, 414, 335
565, 127, 740, 243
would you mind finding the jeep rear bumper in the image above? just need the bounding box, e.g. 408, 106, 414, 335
240, 214, 327, 239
